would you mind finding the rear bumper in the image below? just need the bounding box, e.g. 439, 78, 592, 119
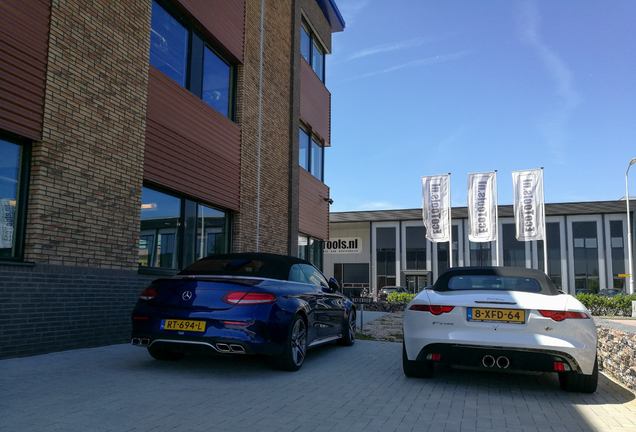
415, 343, 586, 374
131, 304, 293, 356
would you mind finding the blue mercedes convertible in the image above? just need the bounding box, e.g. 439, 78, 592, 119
131, 253, 357, 371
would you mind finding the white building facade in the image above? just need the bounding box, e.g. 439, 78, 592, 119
324, 201, 635, 299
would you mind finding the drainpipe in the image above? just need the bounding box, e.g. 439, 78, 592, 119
256, 0, 264, 252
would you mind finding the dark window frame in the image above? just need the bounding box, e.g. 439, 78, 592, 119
151, 0, 237, 120
0, 131, 30, 262
139, 183, 232, 273
300, 18, 326, 83
299, 124, 324, 182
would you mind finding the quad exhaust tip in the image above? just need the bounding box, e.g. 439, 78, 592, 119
215, 343, 246, 354
131, 338, 150, 347
482, 355, 510, 369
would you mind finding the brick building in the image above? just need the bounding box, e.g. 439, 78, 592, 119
0, 0, 345, 359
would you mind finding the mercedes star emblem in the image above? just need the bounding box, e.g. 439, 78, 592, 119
182, 291, 193, 301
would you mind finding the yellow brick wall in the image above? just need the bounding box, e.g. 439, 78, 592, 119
25, 0, 151, 269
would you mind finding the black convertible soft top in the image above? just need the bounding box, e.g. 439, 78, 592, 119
432, 266, 561, 296
178, 252, 312, 281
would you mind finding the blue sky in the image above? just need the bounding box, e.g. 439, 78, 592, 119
326, 0, 635, 212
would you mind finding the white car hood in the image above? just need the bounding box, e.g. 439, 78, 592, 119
419, 290, 579, 312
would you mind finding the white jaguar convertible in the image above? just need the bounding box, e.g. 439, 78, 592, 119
402, 267, 598, 393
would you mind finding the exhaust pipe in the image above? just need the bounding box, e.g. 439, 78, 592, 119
131, 338, 150, 347
496, 356, 510, 369
216, 343, 231, 353
230, 344, 246, 354
482, 355, 495, 368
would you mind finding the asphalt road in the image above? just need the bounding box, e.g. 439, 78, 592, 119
1, 338, 635, 432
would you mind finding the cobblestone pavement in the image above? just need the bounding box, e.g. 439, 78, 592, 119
1, 338, 635, 432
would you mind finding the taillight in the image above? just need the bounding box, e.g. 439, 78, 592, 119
139, 288, 157, 301
539, 310, 590, 321
222, 291, 276, 305
409, 304, 454, 315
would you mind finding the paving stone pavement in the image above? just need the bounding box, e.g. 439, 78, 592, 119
1, 340, 635, 432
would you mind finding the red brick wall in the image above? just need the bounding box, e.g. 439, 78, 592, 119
25, 0, 151, 269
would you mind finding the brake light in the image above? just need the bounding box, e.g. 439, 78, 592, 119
539, 310, 590, 321
222, 291, 276, 305
409, 304, 454, 315
139, 288, 157, 301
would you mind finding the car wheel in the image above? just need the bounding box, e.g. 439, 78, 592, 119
271, 314, 307, 371
337, 309, 356, 346
147, 346, 185, 361
402, 342, 434, 378
559, 356, 598, 393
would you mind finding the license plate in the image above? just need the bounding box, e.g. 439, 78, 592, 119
161, 319, 206, 332
467, 308, 525, 324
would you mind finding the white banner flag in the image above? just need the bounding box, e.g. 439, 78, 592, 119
467, 171, 497, 242
512, 169, 545, 241
421, 175, 451, 242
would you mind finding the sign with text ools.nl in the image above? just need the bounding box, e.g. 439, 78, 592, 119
324, 237, 362, 254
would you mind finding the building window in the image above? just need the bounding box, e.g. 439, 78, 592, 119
0, 137, 28, 259
334, 263, 369, 298
301, 20, 326, 83
140, 186, 231, 270
299, 127, 324, 181
298, 235, 323, 270
572, 221, 600, 293
376, 227, 396, 288
405, 226, 426, 270
538, 222, 563, 290
437, 225, 459, 275
610, 220, 626, 289
150, 0, 235, 119
470, 241, 492, 266
502, 223, 525, 267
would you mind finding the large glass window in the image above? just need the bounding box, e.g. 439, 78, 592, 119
538, 222, 563, 289
311, 137, 323, 181
150, 0, 235, 119
610, 220, 626, 289
470, 241, 492, 266
140, 186, 231, 270
437, 225, 459, 275
298, 235, 323, 270
376, 227, 396, 288
0, 139, 25, 258
572, 221, 599, 293
202, 46, 231, 117
298, 127, 324, 182
406, 226, 427, 270
150, 0, 188, 87
300, 21, 326, 83
502, 223, 525, 267
299, 128, 309, 171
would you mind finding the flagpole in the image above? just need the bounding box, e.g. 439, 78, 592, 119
493, 171, 499, 266
541, 168, 548, 274
448, 173, 453, 268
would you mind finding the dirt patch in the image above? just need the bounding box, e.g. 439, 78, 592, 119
359, 312, 403, 343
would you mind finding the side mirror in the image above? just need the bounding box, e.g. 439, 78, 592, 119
328, 277, 340, 291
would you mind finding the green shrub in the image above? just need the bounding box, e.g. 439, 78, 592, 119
387, 292, 416, 303
575, 293, 636, 316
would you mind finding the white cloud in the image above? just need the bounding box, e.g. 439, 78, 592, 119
347, 37, 438, 61
339, 50, 473, 82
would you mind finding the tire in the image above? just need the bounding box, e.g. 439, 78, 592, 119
337, 308, 356, 346
271, 315, 307, 371
147, 346, 185, 361
402, 342, 434, 378
559, 356, 598, 393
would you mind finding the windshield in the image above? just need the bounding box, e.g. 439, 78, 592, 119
447, 275, 541, 293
